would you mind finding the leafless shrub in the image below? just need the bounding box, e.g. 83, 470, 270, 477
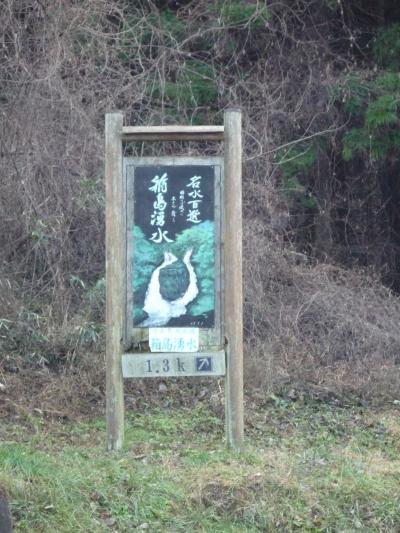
243, 216, 400, 398
0, 0, 399, 401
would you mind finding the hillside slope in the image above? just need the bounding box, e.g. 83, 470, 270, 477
1, 0, 400, 401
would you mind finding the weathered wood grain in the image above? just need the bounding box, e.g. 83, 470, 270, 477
122, 125, 224, 142
105, 112, 125, 451
224, 109, 244, 450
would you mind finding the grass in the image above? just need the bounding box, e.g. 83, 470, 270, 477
1, 401, 400, 531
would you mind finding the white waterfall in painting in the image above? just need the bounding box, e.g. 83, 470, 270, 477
139, 249, 199, 327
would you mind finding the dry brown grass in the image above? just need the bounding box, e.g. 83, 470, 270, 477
1, 0, 400, 405
243, 217, 400, 399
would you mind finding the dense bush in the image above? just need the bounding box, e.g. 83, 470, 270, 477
1, 0, 400, 400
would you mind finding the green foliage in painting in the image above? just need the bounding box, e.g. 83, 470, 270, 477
373, 23, 400, 71
174, 221, 215, 316
133, 221, 214, 321
159, 261, 190, 301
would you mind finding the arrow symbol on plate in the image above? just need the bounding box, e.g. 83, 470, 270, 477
197, 358, 210, 370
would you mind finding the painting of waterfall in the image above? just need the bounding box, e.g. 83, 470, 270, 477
130, 164, 219, 328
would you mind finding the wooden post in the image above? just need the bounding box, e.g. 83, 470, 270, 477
224, 109, 244, 449
105, 112, 125, 450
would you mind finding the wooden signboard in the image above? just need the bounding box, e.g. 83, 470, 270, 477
105, 113, 243, 451
123, 157, 224, 377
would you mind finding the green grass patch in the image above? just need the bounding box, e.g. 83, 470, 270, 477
1, 402, 400, 531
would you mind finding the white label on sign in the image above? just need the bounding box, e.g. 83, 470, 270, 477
149, 327, 199, 352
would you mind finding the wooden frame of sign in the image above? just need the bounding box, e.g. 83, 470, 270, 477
105, 112, 243, 451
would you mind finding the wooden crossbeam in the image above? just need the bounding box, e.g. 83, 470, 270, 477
122, 125, 224, 142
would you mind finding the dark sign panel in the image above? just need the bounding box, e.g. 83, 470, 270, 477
131, 165, 217, 328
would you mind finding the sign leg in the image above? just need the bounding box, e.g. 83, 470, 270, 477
224, 109, 244, 450
105, 112, 125, 450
